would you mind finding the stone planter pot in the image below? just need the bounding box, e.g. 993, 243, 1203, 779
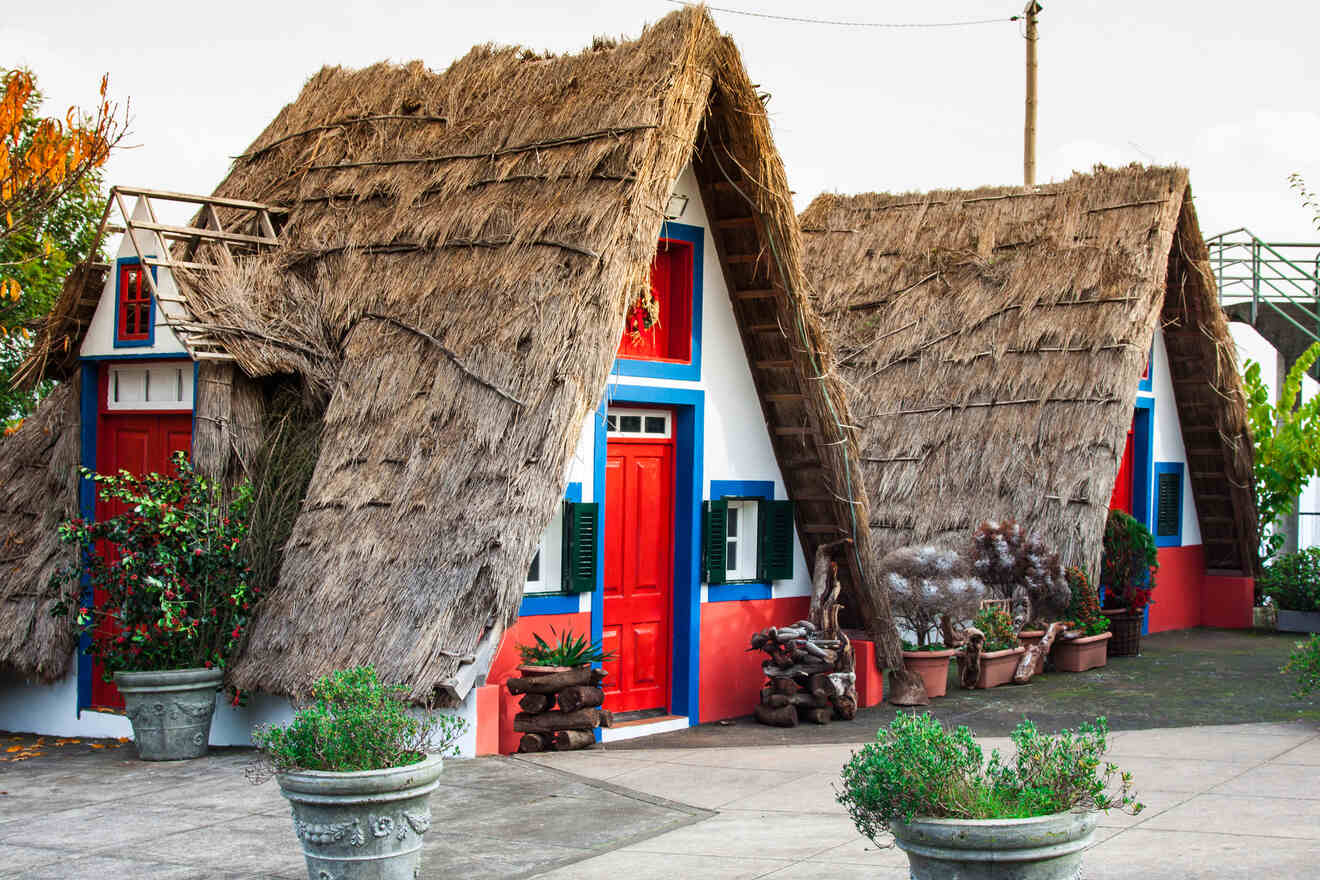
1017, 630, 1046, 675
960, 646, 1025, 689
1277, 609, 1320, 634
113, 667, 223, 761
891, 809, 1099, 880
901, 649, 956, 699
1052, 631, 1112, 673
277, 754, 444, 880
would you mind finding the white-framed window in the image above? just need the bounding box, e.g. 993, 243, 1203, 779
106, 362, 194, 411
606, 407, 671, 438
725, 498, 760, 582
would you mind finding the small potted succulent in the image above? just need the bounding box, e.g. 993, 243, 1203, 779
51, 453, 257, 760
1100, 510, 1158, 655
1261, 548, 1320, 633
516, 627, 614, 675
1054, 567, 1112, 672
250, 666, 466, 880
837, 713, 1143, 879
960, 605, 1024, 689
879, 546, 985, 699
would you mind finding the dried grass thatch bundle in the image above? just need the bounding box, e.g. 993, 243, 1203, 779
801, 165, 1257, 582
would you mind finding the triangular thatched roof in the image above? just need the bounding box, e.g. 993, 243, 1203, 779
2, 7, 875, 694
800, 165, 1257, 580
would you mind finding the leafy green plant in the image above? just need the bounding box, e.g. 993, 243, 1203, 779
50, 452, 256, 676
1282, 635, 1320, 699
1242, 341, 1320, 567
1260, 548, 1320, 612
972, 605, 1017, 652
1066, 567, 1109, 637
901, 640, 949, 652
516, 626, 614, 667
1100, 510, 1158, 613
250, 666, 465, 775
836, 713, 1142, 844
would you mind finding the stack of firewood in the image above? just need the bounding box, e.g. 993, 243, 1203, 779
749, 542, 858, 726
507, 665, 614, 752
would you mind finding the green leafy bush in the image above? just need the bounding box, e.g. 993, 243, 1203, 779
50, 452, 256, 676
1260, 548, 1320, 613
517, 627, 614, 667
1283, 635, 1320, 699
251, 667, 465, 775
836, 713, 1142, 843
901, 640, 949, 652
1101, 510, 1158, 612
1066, 567, 1110, 637
972, 605, 1018, 652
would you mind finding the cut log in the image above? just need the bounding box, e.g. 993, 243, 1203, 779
556, 685, 605, 712
506, 666, 601, 695
553, 729, 596, 751
513, 708, 606, 733
799, 706, 832, 725
772, 677, 798, 695
1013, 621, 1066, 683
754, 702, 799, 727
831, 694, 858, 721
519, 693, 555, 713
518, 733, 552, 753
598, 709, 615, 729
809, 538, 852, 629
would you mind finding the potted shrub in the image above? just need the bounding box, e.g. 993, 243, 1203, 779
1283, 634, 1320, 699
879, 546, 984, 699
51, 453, 256, 760
1100, 510, 1158, 656
1261, 548, 1320, 633
250, 666, 465, 880
960, 605, 1024, 689
516, 626, 613, 675
1054, 567, 1113, 673
837, 713, 1143, 879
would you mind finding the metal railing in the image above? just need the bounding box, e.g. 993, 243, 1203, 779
1207, 228, 1320, 346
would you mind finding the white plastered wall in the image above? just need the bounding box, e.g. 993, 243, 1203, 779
1146, 329, 1202, 544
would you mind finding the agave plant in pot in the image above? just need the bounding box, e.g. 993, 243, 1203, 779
250, 666, 466, 880
837, 713, 1143, 879
51, 453, 256, 760
1100, 510, 1158, 656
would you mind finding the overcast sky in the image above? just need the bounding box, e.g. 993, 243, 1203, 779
5, 1, 1318, 240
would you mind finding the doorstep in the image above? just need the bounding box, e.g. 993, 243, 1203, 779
601, 714, 689, 742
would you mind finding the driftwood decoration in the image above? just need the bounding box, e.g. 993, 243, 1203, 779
955, 626, 985, 690
750, 544, 859, 727
1013, 621, 1067, 683
506, 667, 612, 752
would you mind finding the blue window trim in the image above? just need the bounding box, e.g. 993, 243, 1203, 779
610, 221, 704, 382
1132, 397, 1154, 530
597, 382, 704, 723
707, 479, 774, 601
1153, 461, 1185, 548
1138, 342, 1153, 392
75, 363, 98, 716
112, 256, 158, 349
518, 482, 585, 617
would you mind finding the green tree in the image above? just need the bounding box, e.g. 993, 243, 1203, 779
1242, 341, 1320, 565
1, 71, 110, 429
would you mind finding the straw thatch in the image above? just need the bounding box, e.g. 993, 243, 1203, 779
800, 165, 1257, 581
0, 7, 875, 696
0, 383, 81, 681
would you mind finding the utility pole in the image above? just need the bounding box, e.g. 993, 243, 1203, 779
1023, 1, 1042, 187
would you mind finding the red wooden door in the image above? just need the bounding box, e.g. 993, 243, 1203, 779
90, 411, 192, 709
602, 434, 675, 714
1109, 417, 1136, 514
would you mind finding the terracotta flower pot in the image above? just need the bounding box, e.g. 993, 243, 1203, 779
1017, 630, 1047, 675
1052, 631, 1112, 672
901, 649, 956, 699
968, 646, 1025, 689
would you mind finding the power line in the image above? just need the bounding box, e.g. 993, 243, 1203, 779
665, 1, 1019, 29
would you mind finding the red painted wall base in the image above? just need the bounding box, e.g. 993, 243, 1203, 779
1202, 574, 1254, 629
850, 638, 885, 708
698, 596, 810, 723
489, 612, 590, 755
1139, 544, 1253, 633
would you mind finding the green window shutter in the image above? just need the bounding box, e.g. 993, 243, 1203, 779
703, 499, 728, 585
1155, 472, 1181, 538
757, 500, 795, 582
561, 501, 598, 593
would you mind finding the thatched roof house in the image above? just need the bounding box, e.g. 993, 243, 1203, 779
800, 165, 1257, 584
2, 6, 879, 708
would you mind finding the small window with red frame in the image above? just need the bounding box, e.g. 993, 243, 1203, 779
618, 238, 693, 363
117, 263, 151, 343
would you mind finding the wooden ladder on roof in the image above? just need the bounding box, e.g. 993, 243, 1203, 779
90, 185, 285, 363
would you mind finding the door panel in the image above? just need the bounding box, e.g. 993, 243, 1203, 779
602, 432, 675, 714
91, 410, 192, 710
